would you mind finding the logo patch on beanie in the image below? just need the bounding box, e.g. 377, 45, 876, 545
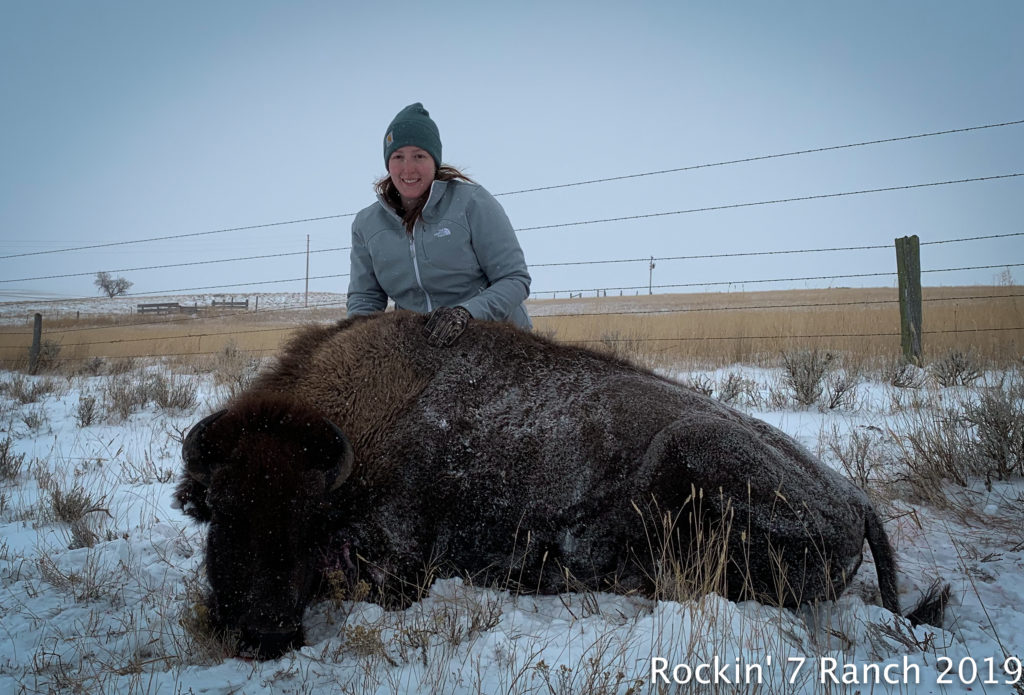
385, 131, 394, 146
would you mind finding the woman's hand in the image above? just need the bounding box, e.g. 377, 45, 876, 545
424, 306, 472, 347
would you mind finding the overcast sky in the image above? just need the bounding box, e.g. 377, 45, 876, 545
1, 1, 1021, 304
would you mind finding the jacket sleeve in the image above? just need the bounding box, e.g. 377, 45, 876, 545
346, 216, 388, 316
459, 187, 531, 322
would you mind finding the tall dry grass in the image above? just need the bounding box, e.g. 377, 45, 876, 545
1, 286, 1020, 370
531, 285, 1023, 368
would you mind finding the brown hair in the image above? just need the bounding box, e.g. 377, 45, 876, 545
374, 165, 475, 233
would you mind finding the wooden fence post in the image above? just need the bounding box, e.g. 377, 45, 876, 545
28, 313, 42, 374
895, 235, 923, 365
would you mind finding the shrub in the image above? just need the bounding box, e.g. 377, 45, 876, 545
682, 374, 715, 397
149, 373, 199, 412
931, 350, 984, 387
20, 405, 48, 432
963, 384, 1024, 479
6, 374, 60, 404
48, 483, 104, 525
0, 436, 26, 481
103, 375, 150, 421
716, 371, 762, 407
781, 349, 833, 407
32, 339, 64, 372
77, 357, 107, 377
880, 358, 926, 389
822, 424, 892, 491
75, 395, 99, 427
823, 371, 860, 411
892, 405, 979, 494
212, 341, 262, 400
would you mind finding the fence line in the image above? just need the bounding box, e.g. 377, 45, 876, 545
3, 325, 1021, 367
4, 289, 1022, 343
1, 291, 1020, 356
1, 276, 1022, 342
5, 231, 1021, 288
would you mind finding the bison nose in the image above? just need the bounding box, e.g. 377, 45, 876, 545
238, 625, 303, 660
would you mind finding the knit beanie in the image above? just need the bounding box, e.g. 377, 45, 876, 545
383, 103, 442, 169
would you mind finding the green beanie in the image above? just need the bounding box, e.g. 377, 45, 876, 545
383, 102, 442, 169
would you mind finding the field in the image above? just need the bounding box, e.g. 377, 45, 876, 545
1, 291, 1023, 694
1, 286, 1022, 370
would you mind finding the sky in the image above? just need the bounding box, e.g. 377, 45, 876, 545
1, 1, 1022, 305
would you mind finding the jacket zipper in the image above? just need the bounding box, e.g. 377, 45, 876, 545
409, 223, 433, 312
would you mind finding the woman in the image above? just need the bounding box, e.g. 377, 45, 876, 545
346, 103, 532, 347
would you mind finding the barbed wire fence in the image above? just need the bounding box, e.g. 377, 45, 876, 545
1, 119, 1022, 367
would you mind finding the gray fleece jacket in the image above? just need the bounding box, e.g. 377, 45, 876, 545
346, 180, 532, 329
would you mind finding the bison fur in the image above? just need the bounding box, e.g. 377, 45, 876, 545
176, 311, 943, 658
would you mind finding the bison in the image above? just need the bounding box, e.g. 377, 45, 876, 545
176, 311, 942, 658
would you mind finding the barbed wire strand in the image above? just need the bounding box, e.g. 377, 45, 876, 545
493, 119, 1024, 196
1, 260, 1021, 337
3, 326, 1021, 365
2, 291, 1021, 347
3, 118, 1020, 261
3, 222, 1021, 294
515, 174, 1024, 233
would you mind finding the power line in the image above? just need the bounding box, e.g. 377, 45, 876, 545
922, 231, 1024, 246
529, 243, 891, 268
531, 292, 1024, 319
6, 229, 1020, 286
533, 263, 1023, 296
493, 119, 1024, 196
515, 174, 1024, 232
0, 214, 352, 261
3, 119, 1020, 260
0, 248, 347, 284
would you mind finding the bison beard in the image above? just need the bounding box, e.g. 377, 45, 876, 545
176, 311, 946, 659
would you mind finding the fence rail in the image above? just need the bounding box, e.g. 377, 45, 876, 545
137, 302, 189, 315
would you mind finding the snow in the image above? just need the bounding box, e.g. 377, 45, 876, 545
1, 358, 1023, 693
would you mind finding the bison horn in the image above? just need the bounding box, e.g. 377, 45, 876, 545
325, 419, 354, 492
182, 409, 227, 485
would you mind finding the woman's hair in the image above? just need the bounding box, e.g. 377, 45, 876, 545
375, 165, 474, 233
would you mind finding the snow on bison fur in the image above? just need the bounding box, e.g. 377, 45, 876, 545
175, 311, 942, 658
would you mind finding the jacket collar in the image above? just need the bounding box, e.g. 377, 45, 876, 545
375, 179, 453, 223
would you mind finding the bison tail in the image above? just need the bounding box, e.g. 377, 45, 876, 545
864, 507, 949, 628
904, 579, 951, 628
863, 506, 901, 615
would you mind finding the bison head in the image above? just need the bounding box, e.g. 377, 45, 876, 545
180, 392, 353, 659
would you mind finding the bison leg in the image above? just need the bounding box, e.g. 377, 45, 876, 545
642, 416, 868, 608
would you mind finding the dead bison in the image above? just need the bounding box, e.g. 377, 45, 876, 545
176, 311, 933, 658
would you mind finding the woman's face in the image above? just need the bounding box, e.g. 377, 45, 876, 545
388, 146, 436, 206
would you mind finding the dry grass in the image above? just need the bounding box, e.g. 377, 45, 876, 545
531, 285, 1024, 368
1, 286, 1020, 370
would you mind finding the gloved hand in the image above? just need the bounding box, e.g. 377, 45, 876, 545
424, 306, 472, 347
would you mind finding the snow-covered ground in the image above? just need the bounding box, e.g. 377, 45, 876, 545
1, 354, 1022, 694
0, 293, 349, 325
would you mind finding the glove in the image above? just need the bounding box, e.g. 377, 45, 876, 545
424, 306, 472, 347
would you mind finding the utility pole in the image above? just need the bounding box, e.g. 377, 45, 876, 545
305, 234, 310, 308
648, 256, 655, 295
